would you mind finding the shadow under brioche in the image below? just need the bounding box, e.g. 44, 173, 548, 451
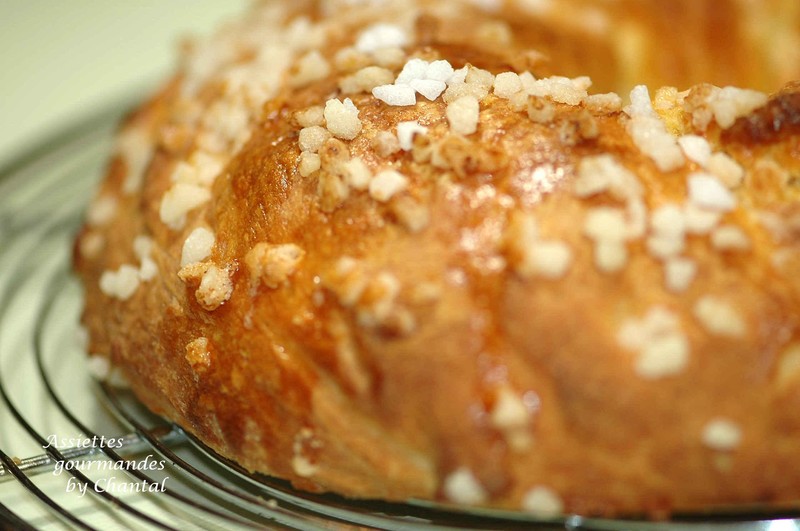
74, 0, 800, 518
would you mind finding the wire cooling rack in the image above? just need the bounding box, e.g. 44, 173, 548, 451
0, 103, 798, 531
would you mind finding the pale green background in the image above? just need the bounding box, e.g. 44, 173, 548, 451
0, 0, 249, 168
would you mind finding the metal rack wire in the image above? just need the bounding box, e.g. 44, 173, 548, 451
0, 104, 798, 530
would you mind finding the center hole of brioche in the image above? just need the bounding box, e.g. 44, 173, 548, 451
505, 1, 793, 96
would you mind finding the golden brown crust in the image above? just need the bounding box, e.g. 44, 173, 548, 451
74, 0, 800, 518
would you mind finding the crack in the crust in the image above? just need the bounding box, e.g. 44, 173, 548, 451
723, 89, 800, 144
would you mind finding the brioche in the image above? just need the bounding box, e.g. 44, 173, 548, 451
74, 0, 800, 518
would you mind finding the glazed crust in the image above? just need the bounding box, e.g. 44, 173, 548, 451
75, 0, 800, 518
